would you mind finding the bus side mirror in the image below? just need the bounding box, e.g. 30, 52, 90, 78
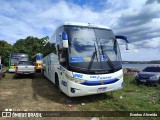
115, 35, 129, 50
126, 43, 129, 50
61, 31, 68, 48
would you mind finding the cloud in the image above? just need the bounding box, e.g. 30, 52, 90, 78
133, 37, 160, 49
145, 0, 160, 4
114, 1, 160, 43
0, 0, 159, 61
120, 37, 160, 61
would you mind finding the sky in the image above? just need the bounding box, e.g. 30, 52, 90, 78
0, 0, 160, 61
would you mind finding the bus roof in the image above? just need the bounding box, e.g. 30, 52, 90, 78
61, 22, 110, 29
48, 22, 111, 43
32, 53, 43, 58
10, 53, 28, 56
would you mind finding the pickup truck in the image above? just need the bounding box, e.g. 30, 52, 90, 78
15, 61, 36, 78
0, 64, 6, 80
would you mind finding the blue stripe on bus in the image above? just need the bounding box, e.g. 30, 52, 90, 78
81, 78, 119, 86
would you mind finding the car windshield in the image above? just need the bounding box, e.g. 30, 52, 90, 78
143, 67, 160, 72
18, 61, 33, 65
19, 57, 28, 61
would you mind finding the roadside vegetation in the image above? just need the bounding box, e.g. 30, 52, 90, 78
0, 73, 159, 120
76, 75, 160, 111
0, 36, 55, 66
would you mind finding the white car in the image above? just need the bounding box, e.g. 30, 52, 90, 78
15, 61, 36, 78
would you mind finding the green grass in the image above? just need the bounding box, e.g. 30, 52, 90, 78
0, 73, 160, 120
75, 75, 160, 111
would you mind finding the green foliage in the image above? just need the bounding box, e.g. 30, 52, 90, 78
13, 36, 56, 60
76, 75, 160, 111
0, 36, 56, 66
0, 40, 13, 66
43, 42, 56, 57
13, 36, 47, 60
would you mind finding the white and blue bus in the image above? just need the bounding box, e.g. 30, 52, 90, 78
43, 22, 129, 97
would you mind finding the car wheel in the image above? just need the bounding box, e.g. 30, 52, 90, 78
31, 74, 35, 78
151, 83, 157, 87
14, 74, 18, 79
136, 79, 140, 85
2, 73, 5, 77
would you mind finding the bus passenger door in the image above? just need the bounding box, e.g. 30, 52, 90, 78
57, 66, 68, 95
48, 55, 55, 83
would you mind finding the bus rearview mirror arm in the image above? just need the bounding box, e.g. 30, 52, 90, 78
126, 43, 129, 50
115, 35, 129, 50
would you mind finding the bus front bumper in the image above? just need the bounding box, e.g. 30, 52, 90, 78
8, 68, 15, 72
67, 78, 123, 97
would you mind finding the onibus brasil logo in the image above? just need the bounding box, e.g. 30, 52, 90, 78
1, 108, 42, 117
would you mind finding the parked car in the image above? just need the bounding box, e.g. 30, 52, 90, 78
15, 61, 36, 78
0, 64, 6, 79
135, 66, 160, 86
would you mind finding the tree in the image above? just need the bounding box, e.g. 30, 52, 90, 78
0, 40, 13, 66
0, 36, 56, 66
13, 36, 55, 59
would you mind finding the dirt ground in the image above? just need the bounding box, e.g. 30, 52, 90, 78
0, 73, 93, 120
1, 72, 159, 120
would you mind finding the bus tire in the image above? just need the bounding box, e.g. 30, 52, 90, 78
0, 74, 2, 80
55, 73, 62, 93
2, 73, 5, 77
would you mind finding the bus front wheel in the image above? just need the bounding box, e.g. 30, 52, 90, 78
55, 74, 61, 93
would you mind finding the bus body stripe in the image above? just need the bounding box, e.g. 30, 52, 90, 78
81, 78, 119, 86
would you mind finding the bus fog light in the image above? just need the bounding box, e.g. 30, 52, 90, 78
71, 88, 75, 93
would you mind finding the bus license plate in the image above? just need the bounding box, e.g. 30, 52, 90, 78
24, 72, 29, 74
97, 87, 107, 92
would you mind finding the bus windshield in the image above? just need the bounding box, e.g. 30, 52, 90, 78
65, 26, 122, 73
10, 53, 28, 66
11, 58, 19, 65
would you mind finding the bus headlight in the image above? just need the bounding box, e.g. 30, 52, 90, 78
65, 74, 86, 84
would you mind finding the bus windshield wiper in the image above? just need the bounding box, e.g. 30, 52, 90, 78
87, 43, 98, 71
99, 42, 115, 71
